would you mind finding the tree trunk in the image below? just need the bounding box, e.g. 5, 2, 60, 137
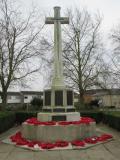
1, 89, 7, 111
78, 88, 85, 110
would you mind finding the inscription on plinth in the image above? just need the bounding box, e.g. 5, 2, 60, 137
52, 115, 66, 121
45, 91, 51, 106
55, 90, 63, 106
67, 90, 73, 105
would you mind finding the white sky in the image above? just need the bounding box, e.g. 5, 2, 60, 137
21, 0, 120, 32
16, 0, 120, 91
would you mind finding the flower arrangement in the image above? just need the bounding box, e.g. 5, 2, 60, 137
24, 117, 95, 126
10, 131, 113, 150
9, 117, 113, 150
71, 140, 85, 146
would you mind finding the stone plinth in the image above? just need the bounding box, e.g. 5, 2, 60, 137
43, 88, 75, 112
22, 122, 96, 142
37, 112, 80, 122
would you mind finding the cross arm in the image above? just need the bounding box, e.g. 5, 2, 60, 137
45, 17, 69, 24
45, 17, 54, 24
60, 17, 69, 24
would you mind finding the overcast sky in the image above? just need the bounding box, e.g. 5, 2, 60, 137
15, 0, 120, 91
20, 0, 120, 32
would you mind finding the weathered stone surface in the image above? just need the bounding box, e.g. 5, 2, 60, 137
43, 7, 75, 111
37, 112, 80, 122
21, 122, 96, 142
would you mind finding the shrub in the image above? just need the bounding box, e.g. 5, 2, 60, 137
102, 112, 120, 131
80, 111, 103, 123
31, 97, 43, 106
15, 111, 37, 124
0, 112, 15, 133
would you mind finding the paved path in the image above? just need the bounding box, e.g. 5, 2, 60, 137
0, 124, 120, 160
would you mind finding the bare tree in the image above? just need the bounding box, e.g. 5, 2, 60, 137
0, 0, 44, 110
63, 8, 104, 108
111, 24, 120, 87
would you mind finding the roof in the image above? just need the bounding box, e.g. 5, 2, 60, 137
0, 92, 21, 95
20, 91, 43, 95
0, 91, 43, 96
85, 89, 120, 95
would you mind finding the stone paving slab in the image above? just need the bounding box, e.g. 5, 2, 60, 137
0, 152, 10, 160
6, 151, 34, 160
0, 143, 15, 153
0, 124, 120, 160
86, 144, 118, 160
60, 150, 88, 160
34, 151, 61, 160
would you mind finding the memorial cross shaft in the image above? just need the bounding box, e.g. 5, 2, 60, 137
45, 6, 69, 89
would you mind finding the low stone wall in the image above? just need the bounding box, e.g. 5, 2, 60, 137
22, 122, 96, 142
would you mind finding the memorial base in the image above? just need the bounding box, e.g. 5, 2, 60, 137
22, 121, 96, 142
42, 108, 76, 112
37, 112, 80, 122
21, 112, 96, 143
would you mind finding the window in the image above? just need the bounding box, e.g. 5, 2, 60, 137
7, 96, 12, 99
24, 96, 28, 99
15, 96, 20, 99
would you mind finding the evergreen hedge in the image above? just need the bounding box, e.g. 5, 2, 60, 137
103, 112, 120, 131
0, 112, 15, 133
15, 111, 37, 124
80, 111, 103, 123
0, 110, 120, 134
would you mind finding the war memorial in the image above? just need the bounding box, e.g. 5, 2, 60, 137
2, 7, 113, 151
21, 6, 96, 142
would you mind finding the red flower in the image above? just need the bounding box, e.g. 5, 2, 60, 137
27, 141, 35, 147
84, 136, 98, 144
16, 139, 29, 146
10, 132, 30, 145
10, 132, 22, 142
9, 130, 113, 151
55, 140, 69, 147
25, 118, 56, 126
71, 140, 85, 147
71, 121, 82, 125
43, 121, 56, 125
58, 121, 72, 125
40, 143, 56, 149
98, 134, 113, 142
25, 117, 95, 126
31, 140, 41, 145
80, 117, 95, 124
26, 117, 37, 123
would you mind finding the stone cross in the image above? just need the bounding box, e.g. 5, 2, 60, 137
45, 6, 69, 89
